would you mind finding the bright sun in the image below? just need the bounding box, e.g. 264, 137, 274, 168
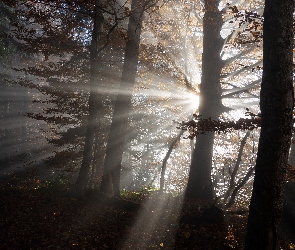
187, 92, 200, 112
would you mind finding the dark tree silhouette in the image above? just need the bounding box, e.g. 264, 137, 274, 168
185, 0, 225, 199
245, 0, 294, 248
100, 0, 153, 196
75, 0, 104, 192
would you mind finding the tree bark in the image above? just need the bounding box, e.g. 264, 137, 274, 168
185, 0, 225, 199
74, 1, 104, 192
100, 0, 144, 197
245, 0, 294, 249
288, 133, 295, 168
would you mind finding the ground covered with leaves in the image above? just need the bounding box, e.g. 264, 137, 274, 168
0, 173, 294, 249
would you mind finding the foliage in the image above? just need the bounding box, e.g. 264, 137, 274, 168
180, 109, 262, 139
0, 2, 17, 65
2, 0, 127, 171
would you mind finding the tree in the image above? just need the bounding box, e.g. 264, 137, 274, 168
185, 0, 264, 199
0, 2, 34, 170
245, 0, 294, 248
1, 0, 97, 174
185, 0, 225, 199
2, 0, 127, 185
100, 0, 157, 196
123, 0, 263, 196
221, 130, 252, 208
74, 0, 105, 192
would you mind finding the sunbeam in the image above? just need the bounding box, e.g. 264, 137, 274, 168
120, 192, 184, 249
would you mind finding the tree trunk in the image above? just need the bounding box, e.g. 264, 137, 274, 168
100, 0, 143, 197
160, 129, 184, 193
288, 133, 295, 168
245, 0, 294, 249
74, 1, 104, 192
185, 0, 224, 199
223, 131, 251, 207
224, 166, 255, 209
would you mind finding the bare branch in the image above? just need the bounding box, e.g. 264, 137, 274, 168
221, 60, 262, 79
222, 131, 251, 207
222, 46, 256, 67
222, 78, 261, 98
224, 166, 255, 209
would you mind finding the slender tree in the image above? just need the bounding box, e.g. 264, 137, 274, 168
74, 0, 105, 192
245, 0, 294, 248
222, 130, 251, 208
100, 0, 147, 196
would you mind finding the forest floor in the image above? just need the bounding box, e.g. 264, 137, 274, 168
0, 172, 294, 250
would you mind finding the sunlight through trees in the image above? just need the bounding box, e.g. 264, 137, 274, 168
1, 0, 295, 248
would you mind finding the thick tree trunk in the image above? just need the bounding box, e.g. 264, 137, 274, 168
185, 0, 224, 199
100, 0, 143, 197
245, 0, 294, 249
74, 1, 104, 192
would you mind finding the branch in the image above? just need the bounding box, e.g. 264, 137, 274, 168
37, 0, 94, 16
222, 130, 251, 207
159, 129, 185, 193
222, 46, 256, 67
224, 166, 255, 209
221, 60, 262, 79
96, 0, 158, 55
180, 110, 262, 139
96, 20, 118, 55
221, 78, 261, 98
142, 0, 159, 12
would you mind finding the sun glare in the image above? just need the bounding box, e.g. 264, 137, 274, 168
187, 92, 200, 112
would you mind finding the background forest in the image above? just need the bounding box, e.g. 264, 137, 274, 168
0, 0, 295, 249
